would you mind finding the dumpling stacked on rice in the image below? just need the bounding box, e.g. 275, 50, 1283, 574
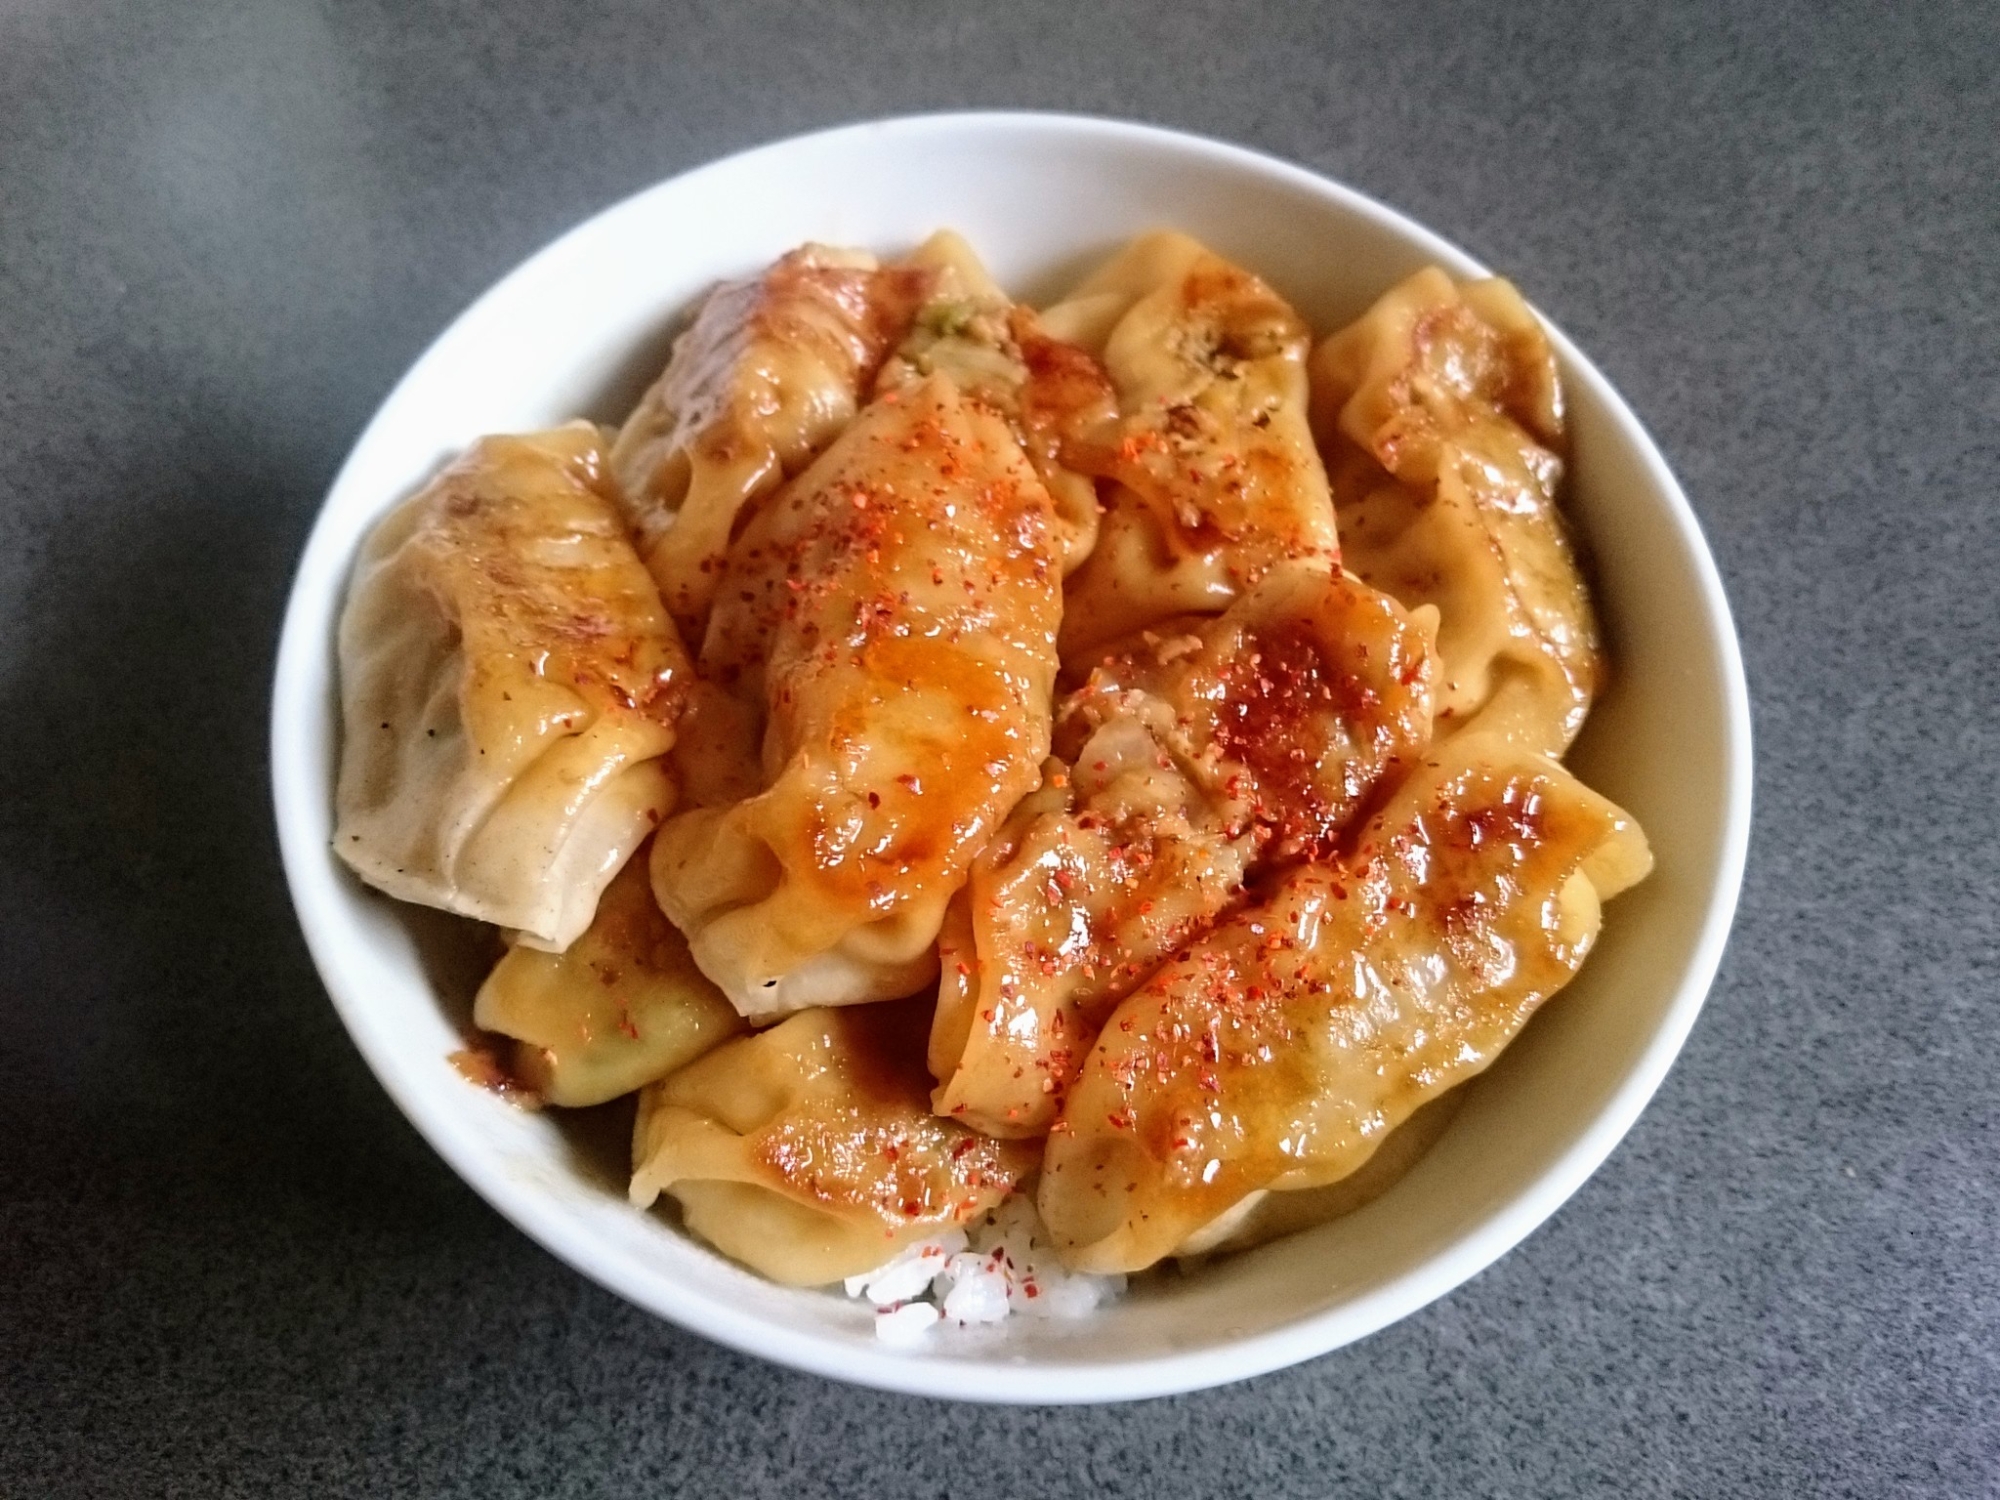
329, 233, 1650, 1320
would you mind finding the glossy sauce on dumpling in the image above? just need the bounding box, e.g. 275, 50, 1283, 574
612, 245, 931, 639
652, 374, 1064, 1019
629, 997, 1035, 1285
472, 837, 744, 1107
1311, 269, 1600, 755
875, 231, 1119, 573
1046, 232, 1341, 662
1038, 735, 1652, 1273
335, 424, 689, 951
929, 564, 1437, 1138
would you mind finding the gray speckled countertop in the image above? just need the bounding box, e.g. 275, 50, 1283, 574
4, 2, 1996, 1494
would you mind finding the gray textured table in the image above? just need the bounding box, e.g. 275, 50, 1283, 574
5, 2, 1995, 1495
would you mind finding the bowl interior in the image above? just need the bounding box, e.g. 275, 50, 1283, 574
271, 113, 1750, 1402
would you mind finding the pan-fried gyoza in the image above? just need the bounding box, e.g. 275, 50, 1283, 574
333, 232, 1647, 1327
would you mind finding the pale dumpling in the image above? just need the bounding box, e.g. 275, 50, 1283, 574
335, 425, 690, 951
1038, 733, 1652, 1273
472, 838, 743, 1106
1312, 269, 1601, 755
1043, 232, 1341, 663
929, 563, 1437, 1138
630, 998, 1035, 1285
651, 374, 1064, 1020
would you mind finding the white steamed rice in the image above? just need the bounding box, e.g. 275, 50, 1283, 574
843, 1194, 1125, 1344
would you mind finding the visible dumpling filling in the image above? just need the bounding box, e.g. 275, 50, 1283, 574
875, 231, 1119, 572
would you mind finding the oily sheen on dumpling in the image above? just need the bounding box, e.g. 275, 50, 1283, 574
629, 998, 1034, 1285
1171, 1092, 1465, 1258
335, 425, 689, 951
651, 374, 1064, 1020
472, 839, 743, 1106
611, 244, 931, 638
1038, 734, 1653, 1273
875, 231, 1117, 572
929, 563, 1437, 1137
1042, 232, 1341, 663
1311, 269, 1601, 755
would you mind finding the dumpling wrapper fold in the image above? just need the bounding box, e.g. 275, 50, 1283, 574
335, 425, 690, 951
929, 563, 1437, 1137
472, 838, 744, 1106
630, 998, 1035, 1285
875, 230, 1118, 573
1038, 733, 1652, 1273
653, 374, 1064, 1019
1044, 231, 1341, 664
1311, 268, 1600, 755
611, 244, 932, 640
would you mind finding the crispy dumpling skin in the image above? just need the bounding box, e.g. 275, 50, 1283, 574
334, 425, 689, 951
629, 998, 1035, 1285
1043, 232, 1341, 663
1311, 269, 1600, 755
471, 839, 744, 1106
652, 374, 1064, 1020
1038, 735, 1653, 1273
876, 231, 1118, 572
611, 245, 930, 638
929, 564, 1437, 1138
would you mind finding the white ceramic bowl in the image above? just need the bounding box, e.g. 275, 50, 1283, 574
271, 112, 1751, 1403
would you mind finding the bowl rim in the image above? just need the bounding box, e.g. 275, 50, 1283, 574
270, 108, 1753, 1404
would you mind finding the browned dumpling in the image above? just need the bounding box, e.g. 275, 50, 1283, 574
1172, 1092, 1465, 1257
1311, 269, 1600, 755
472, 839, 743, 1107
875, 232, 1117, 571
1044, 232, 1341, 663
630, 998, 1036, 1285
929, 564, 1437, 1138
611, 245, 931, 638
335, 425, 689, 951
1038, 734, 1652, 1273
651, 374, 1064, 1020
